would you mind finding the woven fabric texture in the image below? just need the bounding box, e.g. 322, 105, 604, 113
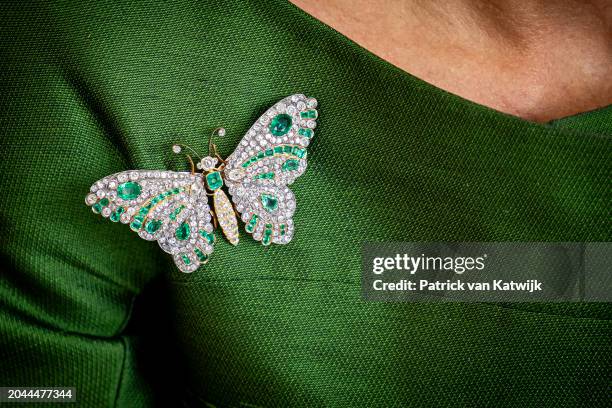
1, 0, 611, 407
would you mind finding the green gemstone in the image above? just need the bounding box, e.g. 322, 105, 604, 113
117, 181, 142, 200
265, 148, 274, 156
194, 248, 208, 262
92, 203, 102, 214
280, 224, 286, 236
300, 109, 317, 119
130, 215, 144, 231
261, 194, 279, 213
169, 205, 185, 220
283, 145, 293, 153
281, 159, 300, 172
110, 207, 124, 222
254, 172, 275, 180
262, 226, 272, 246
298, 128, 313, 138
257, 151, 265, 159
199, 230, 215, 244
245, 214, 259, 233
99, 198, 110, 207
181, 254, 191, 266
205, 171, 223, 191
274, 146, 283, 154
175, 222, 191, 240
269, 113, 293, 136
145, 219, 162, 234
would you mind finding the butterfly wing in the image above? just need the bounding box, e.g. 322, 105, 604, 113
223, 94, 317, 245
85, 170, 215, 273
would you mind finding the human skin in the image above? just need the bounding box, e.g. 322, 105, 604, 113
289, 0, 612, 122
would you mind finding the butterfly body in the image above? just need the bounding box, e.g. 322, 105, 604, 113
85, 94, 317, 272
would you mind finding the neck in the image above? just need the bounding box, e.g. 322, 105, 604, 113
290, 0, 612, 122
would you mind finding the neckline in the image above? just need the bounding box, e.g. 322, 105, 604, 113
283, 0, 612, 134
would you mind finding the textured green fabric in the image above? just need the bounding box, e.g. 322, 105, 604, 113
1, 1, 611, 407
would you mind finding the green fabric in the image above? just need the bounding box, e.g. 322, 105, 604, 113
1, 0, 611, 407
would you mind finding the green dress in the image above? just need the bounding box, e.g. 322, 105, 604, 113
1, 1, 610, 406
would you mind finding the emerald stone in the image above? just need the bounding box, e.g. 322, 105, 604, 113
92, 203, 102, 214
175, 222, 190, 240
145, 219, 162, 234
117, 181, 141, 200
269, 113, 292, 136
262, 225, 272, 246
254, 172, 274, 180
99, 198, 110, 207
194, 248, 208, 262
300, 109, 317, 119
110, 207, 124, 222
246, 214, 259, 233
206, 171, 223, 191
282, 159, 300, 172
169, 205, 185, 220
283, 145, 293, 153
265, 148, 273, 156
261, 194, 279, 213
199, 230, 215, 244
274, 146, 283, 154
298, 128, 313, 138
181, 254, 191, 266
130, 219, 142, 231
280, 224, 286, 236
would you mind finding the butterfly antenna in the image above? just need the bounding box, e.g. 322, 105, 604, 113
172, 144, 202, 174
209, 127, 227, 163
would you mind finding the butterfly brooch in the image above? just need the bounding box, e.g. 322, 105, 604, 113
85, 94, 318, 272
